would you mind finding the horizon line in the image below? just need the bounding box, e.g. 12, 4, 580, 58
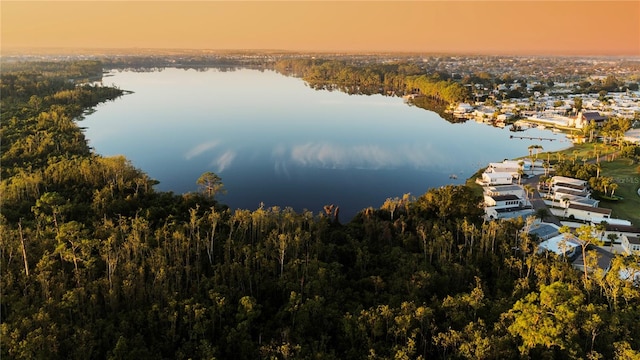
3, 46, 640, 59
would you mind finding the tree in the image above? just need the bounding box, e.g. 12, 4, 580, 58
523, 184, 535, 203
535, 208, 549, 221
573, 97, 583, 114
518, 161, 525, 185
507, 281, 584, 356
561, 225, 605, 284
196, 171, 226, 199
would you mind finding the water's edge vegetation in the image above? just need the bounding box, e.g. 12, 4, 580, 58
2, 60, 640, 359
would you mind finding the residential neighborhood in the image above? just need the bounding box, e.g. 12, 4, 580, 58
477, 157, 639, 282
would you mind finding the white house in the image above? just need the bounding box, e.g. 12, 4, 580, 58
565, 203, 612, 222
622, 235, 640, 254
551, 176, 589, 195
624, 128, 640, 144
484, 184, 526, 199
484, 194, 523, 209
604, 224, 640, 244
538, 234, 581, 257
484, 193, 534, 221
554, 192, 600, 208
551, 176, 587, 187
481, 172, 513, 185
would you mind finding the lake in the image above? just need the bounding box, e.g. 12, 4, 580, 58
82, 68, 570, 220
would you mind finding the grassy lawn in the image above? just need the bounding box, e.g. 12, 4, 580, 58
537, 142, 620, 164
465, 167, 485, 198
598, 158, 640, 226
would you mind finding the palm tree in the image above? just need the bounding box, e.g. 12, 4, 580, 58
517, 161, 525, 185
534, 144, 543, 159
607, 233, 618, 249
523, 184, 535, 202
543, 160, 550, 176
602, 177, 611, 197
610, 182, 619, 198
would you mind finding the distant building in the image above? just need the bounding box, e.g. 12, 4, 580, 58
624, 128, 640, 144
571, 111, 607, 128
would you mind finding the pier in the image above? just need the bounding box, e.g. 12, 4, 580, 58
510, 135, 556, 141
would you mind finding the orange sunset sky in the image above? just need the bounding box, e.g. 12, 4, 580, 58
1, 1, 639, 56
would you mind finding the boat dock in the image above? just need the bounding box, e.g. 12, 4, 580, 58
509, 135, 556, 141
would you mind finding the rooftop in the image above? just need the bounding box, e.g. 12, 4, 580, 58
528, 222, 560, 240
554, 182, 587, 191
491, 194, 521, 202
572, 245, 615, 273
568, 203, 612, 216
486, 184, 524, 193
606, 224, 640, 233
552, 176, 587, 185
627, 236, 640, 245
538, 234, 580, 255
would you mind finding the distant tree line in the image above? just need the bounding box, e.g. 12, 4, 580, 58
273, 59, 471, 105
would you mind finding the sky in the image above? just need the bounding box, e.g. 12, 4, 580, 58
2, 1, 639, 56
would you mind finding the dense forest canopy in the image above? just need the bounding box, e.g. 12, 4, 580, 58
1, 60, 640, 359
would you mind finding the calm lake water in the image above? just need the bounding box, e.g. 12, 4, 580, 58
82, 68, 570, 220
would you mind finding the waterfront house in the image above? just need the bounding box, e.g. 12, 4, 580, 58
484, 184, 526, 199
481, 172, 513, 186
484, 193, 534, 220
572, 111, 607, 128
484, 194, 523, 209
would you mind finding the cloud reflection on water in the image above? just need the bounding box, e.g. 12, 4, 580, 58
287, 142, 447, 170
211, 150, 236, 173
184, 140, 220, 160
